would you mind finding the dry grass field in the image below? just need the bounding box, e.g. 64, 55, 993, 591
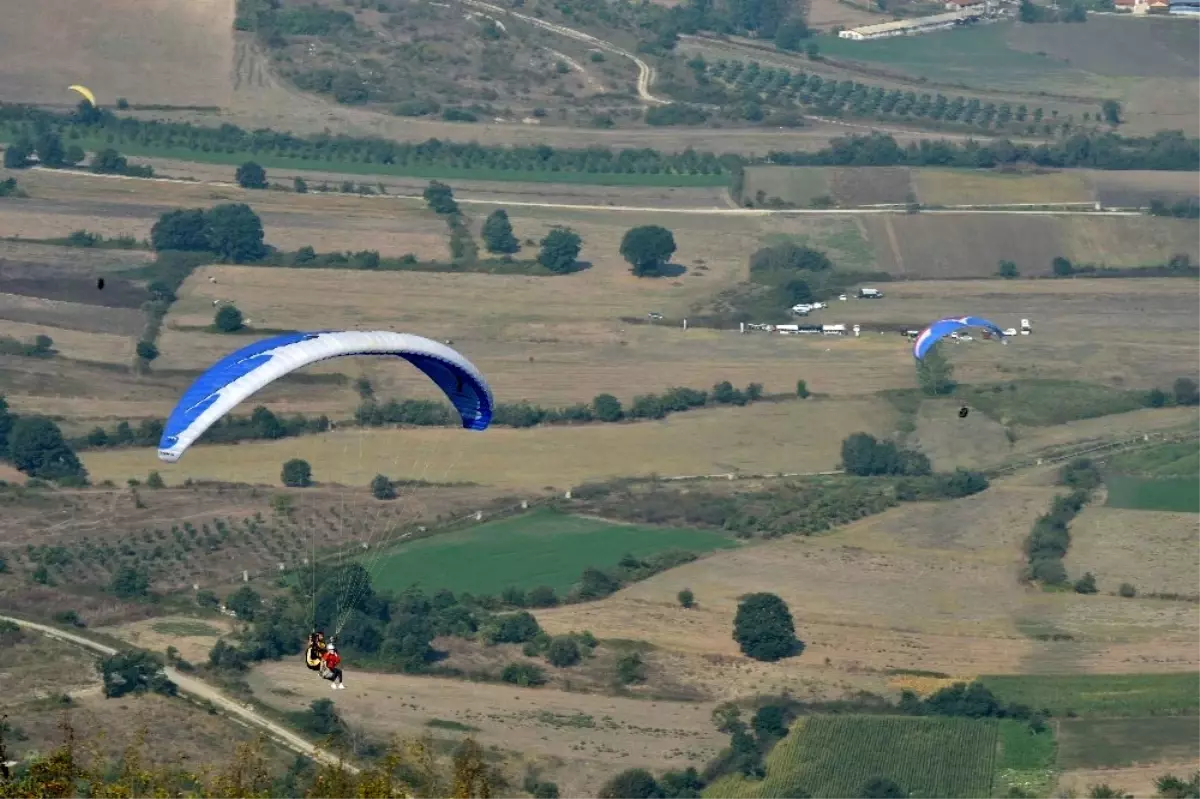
246, 660, 727, 797
1056, 763, 1200, 798
81, 398, 895, 490
912, 170, 1095, 206
1064, 503, 1200, 597
534, 476, 1200, 699
0, 0, 234, 109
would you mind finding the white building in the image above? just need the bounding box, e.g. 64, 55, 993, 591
838, 9, 983, 40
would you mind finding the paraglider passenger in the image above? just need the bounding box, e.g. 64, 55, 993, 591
321, 644, 344, 689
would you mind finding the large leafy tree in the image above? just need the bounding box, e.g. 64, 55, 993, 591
620, 225, 677, 277
481, 209, 519, 254
206, 203, 266, 263
733, 592, 802, 662
235, 161, 268, 189
916, 343, 955, 396
150, 208, 211, 252
97, 650, 176, 698
7, 416, 87, 482
423, 180, 458, 215
537, 227, 582, 274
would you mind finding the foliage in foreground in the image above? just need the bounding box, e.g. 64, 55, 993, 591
0, 717, 503, 798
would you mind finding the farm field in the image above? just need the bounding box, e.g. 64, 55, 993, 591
245, 660, 726, 798
1105, 476, 1200, 513
993, 719, 1057, 798
1055, 716, 1200, 770
361, 508, 738, 596
1065, 505, 1199, 597
0, 482, 510, 600
80, 399, 893, 490
979, 673, 1200, 718
1107, 440, 1200, 477
705, 716, 1000, 798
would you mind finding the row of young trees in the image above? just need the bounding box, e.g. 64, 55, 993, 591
703, 58, 1112, 136
2, 104, 1195, 179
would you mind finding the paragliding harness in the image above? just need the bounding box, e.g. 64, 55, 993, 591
305, 632, 328, 672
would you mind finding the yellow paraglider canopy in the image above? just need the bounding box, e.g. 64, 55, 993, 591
67, 85, 96, 106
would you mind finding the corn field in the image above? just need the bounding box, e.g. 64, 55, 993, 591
709, 715, 999, 798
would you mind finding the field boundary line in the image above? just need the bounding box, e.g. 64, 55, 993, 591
0, 613, 360, 774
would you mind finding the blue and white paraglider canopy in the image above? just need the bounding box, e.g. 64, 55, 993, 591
912, 316, 1006, 360
158, 330, 494, 462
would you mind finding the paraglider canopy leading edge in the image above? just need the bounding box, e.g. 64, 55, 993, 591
157, 330, 494, 462
912, 316, 1005, 360
68, 85, 96, 106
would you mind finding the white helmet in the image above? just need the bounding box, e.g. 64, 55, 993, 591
326, 643, 336, 652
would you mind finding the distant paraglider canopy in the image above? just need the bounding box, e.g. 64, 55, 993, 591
68, 84, 96, 106
912, 316, 1005, 360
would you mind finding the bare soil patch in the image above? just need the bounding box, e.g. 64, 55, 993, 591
1088, 170, 1200, 208
830, 167, 914, 206
101, 615, 235, 665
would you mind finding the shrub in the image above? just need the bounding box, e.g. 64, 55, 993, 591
1074, 572, 1098, 594
616, 652, 646, 684
235, 161, 268, 189
545, 636, 581, 667
500, 662, 546, 687
678, 588, 695, 608
145, 471, 165, 489
370, 474, 396, 500
98, 650, 177, 698
214, 304, 244, 333
1118, 582, 1137, 598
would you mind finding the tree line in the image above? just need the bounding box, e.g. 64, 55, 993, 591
702, 58, 1107, 137
1023, 457, 1101, 589
2, 104, 1194, 183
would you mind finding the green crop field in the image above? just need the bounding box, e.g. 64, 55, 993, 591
359, 509, 737, 596
1107, 441, 1200, 478
1056, 716, 1200, 770
958, 380, 1148, 427
980, 673, 1200, 718
1105, 476, 1200, 513
704, 716, 999, 798
812, 24, 1069, 86
993, 720, 1057, 799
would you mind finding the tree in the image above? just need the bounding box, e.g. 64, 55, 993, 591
207, 203, 266, 263
860, 777, 906, 798
150, 208, 211, 252
775, 17, 810, 50
616, 652, 646, 684
90, 148, 129, 174
236, 161, 268, 189
0, 395, 13, 454
749, 242, 832, 275
481, 209, 519, 254
371, 474, 397, 500
1173, 377, 1199, 406
620, 225, 677, 277
1118, 582, 1137, 598
593, 393, 623, 422
423, 181, 459, 214
997, 260, 1019, 279
1147, 388, 1169, 408
145, 470, 165, 489
135, 340, 159, 361
1101, 99, 1122, 126
796, 380, 810, 399
1052, 256, 1074, 277
805, 41, 820, 59
3, 138, 33, 169
7, 416, 87, 482
1074, 571, 1098, 594
752, 705, 788, 741
916, 343, 955, 396
214, 304, 244, 333
294, 176, 308, 193
733, 592, 802, 662
526, 585, 559, 608
225, 586, 263, 620
678, 588, 695, 608
281, 458, 313, 487
97, 650, 177, 698
599, 769, 663, 799
35, 131, 66, 168
108, 565, 150, 599
538, 227, 583, 274
546, 636, 581, 667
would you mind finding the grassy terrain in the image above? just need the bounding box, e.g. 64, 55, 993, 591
1107, 441, 1200, 477
993, 720, 1057, 799
958, 380, 1149, 427
1105, 476, 1200, 513
361, 508, 737, 595
1056, 716, 1200, 770
979, 673, 1200, 718
705, 716, 999, 798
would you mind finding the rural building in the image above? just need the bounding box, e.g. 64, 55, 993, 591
944, 0, 985, 10
837, 9, 983, 39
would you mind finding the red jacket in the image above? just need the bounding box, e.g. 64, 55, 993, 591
323, 651, 341, 669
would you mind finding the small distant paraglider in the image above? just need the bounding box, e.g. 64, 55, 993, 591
96, 278, 105, 290
68, 85, 96, 107
958, 406, 970, 418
